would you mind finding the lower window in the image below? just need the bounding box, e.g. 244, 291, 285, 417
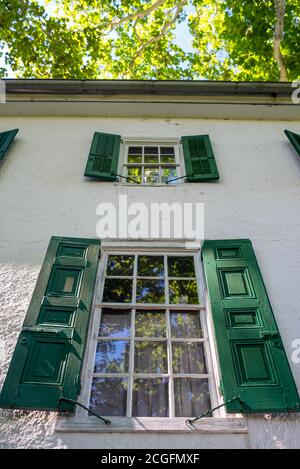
88, 251, 215, 418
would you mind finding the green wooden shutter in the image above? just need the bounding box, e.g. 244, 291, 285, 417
0, 236, 100, 412
202, 239, 300, 413
284, 130, 300, 156
181, 134, 219, 182
84, 132, 121, 181
0, 129, 19, 160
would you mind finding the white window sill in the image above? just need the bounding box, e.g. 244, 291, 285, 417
55, 416, 247, 434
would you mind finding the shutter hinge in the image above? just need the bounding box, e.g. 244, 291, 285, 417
58, 397, 111, 425
219, 379, 224, 396
165, 173, 193, 184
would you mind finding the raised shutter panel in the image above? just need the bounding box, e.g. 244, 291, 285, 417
181, 135, 219, 182
0, 236, 100, 412
84, 132, 121, 181
0, 129, 19, 160
202, 239, 300, 413
284, 130, 300, 156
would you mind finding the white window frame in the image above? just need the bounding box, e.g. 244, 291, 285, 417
78, 246, 220, 418
55, 242, 247, 434
118, 138, 185, 186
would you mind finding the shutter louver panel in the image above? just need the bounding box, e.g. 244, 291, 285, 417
182, 134, 219, 182
0, 236, 100, 412
84, 132, 121, 181
202, 239, 300, 414
284, 130, 300, 156
0, 129, 19, 160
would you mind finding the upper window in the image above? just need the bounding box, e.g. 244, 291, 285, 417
87, 251, 216, 419
84, 132, 220, 183
123, 144, 181, 185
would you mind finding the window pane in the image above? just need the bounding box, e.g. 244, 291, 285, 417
172, 342, 207, 374
169, 280, 198, 304
136, 279, 165, 303
144, 147, 158, 155
160, 147, 175, 155
102, 278, 132, 303
161, 167, 177, 183
170, 311, 202, 338
99, 309, 131, 338
127, 166, 142, 183
128, 154, 142, 164
144, 167, 160, 184
90, 377, 128, 416
174, 378, 211, 417
137, 255, 164, 277
144, 155, 159, 164
94, 340, 129, 373
161, 155, 176, 163
132, 378, 169, 417
128, 146, 142, 155
168, 256, 195, 277
160, 147, 175, 164
134, 342, 168, 373
106, 255, 134, 276
135, 311, 166, 338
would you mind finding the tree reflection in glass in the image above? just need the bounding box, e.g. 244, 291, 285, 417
137, 255, 164, 277
144, 167, 160, 184
168, 256, 195, 277
136, 279, 165, 303
161, 167, 177, 183
127, 167, 142, 184
170, 311, 202, 338
99, 309, 131, 338
90, 377, 128, 416
174, 379, 211, 418
135, 310, 166, 337
172, 342, 207, 374
89, 252, 213, 417
135, 342, 167, 373
169, 280, 198, 304
128, 146, 142, 164
106, 255, 134, 276
160, 147, 175, 163
102, 278, 132, 303
132, 378, 169, 417
94, 340, 129, 373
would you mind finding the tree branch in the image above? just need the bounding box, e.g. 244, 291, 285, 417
273, 0, 288, 81
97, 0, 167, 32
129, 1, 186, 68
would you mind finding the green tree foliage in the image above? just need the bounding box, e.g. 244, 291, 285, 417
189, 0, 300, 81
0, 0, 299, 80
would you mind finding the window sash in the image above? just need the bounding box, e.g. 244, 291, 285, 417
121, 142, 183, 184
92, 308, 210, 417
78, 249, 221, 419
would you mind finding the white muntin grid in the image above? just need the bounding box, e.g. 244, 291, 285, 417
79, 248, 221, 419
121, 141, 183, 184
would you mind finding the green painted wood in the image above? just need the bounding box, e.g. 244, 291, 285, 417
84, 132, 121, 181
284, 130, 300, 156
202, 239, 300, 413
0, 236, 100, 412
181, 134, 219, 182
0, 129, 19, 160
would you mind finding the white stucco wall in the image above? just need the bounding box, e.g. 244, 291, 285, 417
0, 115, 300, 449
